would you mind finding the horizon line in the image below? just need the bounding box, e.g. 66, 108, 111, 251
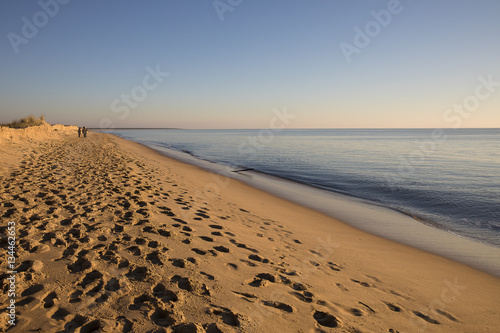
88, 127, 500, 130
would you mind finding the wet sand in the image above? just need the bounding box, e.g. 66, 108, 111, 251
149, 142, 500, 277
0, 127, 499, 332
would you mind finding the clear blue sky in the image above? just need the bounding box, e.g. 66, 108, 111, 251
1, 0, 499, 128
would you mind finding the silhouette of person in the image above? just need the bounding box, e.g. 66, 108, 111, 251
78, 127, 82, 137
82, 126, 87, 138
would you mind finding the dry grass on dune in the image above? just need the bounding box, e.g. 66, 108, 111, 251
1, 115, 46, 129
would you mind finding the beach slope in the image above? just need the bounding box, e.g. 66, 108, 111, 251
0, 130, 499, 332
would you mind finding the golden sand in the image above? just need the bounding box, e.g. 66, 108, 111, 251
0, 126, 498, 332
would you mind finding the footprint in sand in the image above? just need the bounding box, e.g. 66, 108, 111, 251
50, 307, 71, 321
134, 237, 147, 245
171, 275, 210, 296
232, 290, 259, 303
356, 302, 376, 315
309, 260, 320, 267
147, 240, 159, 248
160, 207, 175, 217
142, 226, 157, 234
21, 284, 44, 297
67, 257, 92, 273
42, 291, 59, 308
246, 273, 277, 287
113, 224, 125, 233
63, 314, 87, 332
291, 290, 314, 303
351, 279, 372, 287
248, 254, 270, 263
384, 302, 402, 312
126, 245, 141, 256
208, 306, 241, 328
126, 265, 149, 281
105, 278, 121, 292
100, 249, 119, 264
413, 311, 440, 325
195, 210, 210, 219
17, 260, 44, 273
327, 262, 342, 271
262, 301, 295, 313
313, 310, 341, 328
171, 275, 194, 291
152, 283, 179, 303
208, 224, 223, 230
213, 245, 230, 253
191, 248, 207, 255
16, 296, 39, 311
146, 251, 164, 265
436, 309, 460, 322
200, 271, 215, 281
78, 318, 134, 332
226, 263, 238, 270
171, 258, 190, 268
69, 290, 83, 303
336, 283, 348, 291
158, 228, 173, 238
129, 293, 156, 311
80, 272, 105, 296
230, 240, 259, 253
150, 307, 181, 327
239, 259, 257, 267
173, 217, 188, 224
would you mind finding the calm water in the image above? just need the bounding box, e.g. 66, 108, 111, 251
107, 128, 500, 247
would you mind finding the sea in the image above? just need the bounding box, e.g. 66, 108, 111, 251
105, 128, 500, 249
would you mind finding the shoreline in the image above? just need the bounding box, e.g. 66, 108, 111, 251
105, 129, 500, 248
1, 129, 499, 332
100, 128, 499, 248
113, 135, 500, 278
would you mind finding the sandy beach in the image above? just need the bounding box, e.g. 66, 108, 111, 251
1, 125, 499, 333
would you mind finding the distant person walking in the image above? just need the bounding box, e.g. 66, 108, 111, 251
78, 127, 82, 137
82, 126, 88, 138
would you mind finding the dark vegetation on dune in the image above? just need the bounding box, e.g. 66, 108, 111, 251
1, 115, 46, 128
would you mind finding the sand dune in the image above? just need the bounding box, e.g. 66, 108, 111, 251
0, 122, 77, 175
0, 122, 76, 144
0, 130, 499, 332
